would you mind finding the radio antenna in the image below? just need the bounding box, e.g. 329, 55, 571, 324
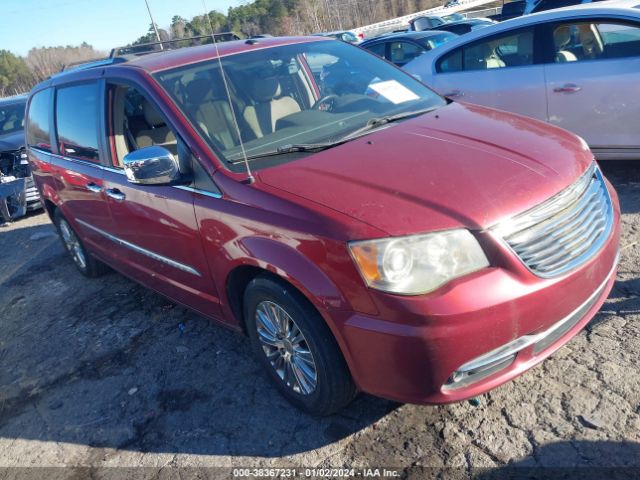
201, 0, 254, 183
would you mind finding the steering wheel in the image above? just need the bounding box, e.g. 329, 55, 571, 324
312, 94, 339, 112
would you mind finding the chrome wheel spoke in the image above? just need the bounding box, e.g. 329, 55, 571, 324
60, 221, 86, 269
257, 328, 281, 348
254, 300, 318, 395
293, 346, 314, 367
273, 354, 285, 377
264, 348, 280, 362
256, 307, 279, 337
283, 358, 296, 387
288, 324, 303, 344
60, 222, 71, 242
291, 356, 316, 394
270, 302, 287, 335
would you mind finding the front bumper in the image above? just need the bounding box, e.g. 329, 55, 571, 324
332, 192, 620, 405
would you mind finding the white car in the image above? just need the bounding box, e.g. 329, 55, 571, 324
405, 0, 640, 160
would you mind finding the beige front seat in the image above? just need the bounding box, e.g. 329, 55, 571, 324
185, 76, 239, 150
136, 98, 176, 149
554, 26, 578, 63
480, 44, 505, 69
243, 77, 301, 138
578, 24, 604, 59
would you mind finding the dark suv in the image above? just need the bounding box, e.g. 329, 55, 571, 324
0, 94, 41, 222
27, 37, 619, 415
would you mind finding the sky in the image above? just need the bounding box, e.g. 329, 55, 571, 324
1, 0, 240, 57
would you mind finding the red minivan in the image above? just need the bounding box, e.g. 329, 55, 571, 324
26, 37, 620, 415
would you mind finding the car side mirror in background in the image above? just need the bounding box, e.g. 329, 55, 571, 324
123, 146, 184, 185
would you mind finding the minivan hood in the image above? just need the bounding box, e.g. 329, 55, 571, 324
258, 103, 593, 237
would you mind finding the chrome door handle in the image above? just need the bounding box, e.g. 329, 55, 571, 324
553, 84, 581, 93
444, 90, 464, 98
86, 182, 103, 193
106, 188, 126, 202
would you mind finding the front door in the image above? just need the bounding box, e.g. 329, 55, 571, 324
101, 82, 221, 318
429, 26, 548, 121
544, 19, 640, 152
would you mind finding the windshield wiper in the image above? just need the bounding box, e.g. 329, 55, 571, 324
343, 106, 439, 139
228, 142, 341, 163
227, 106, 438, 164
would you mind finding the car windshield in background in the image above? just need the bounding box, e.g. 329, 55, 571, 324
336, 32, 358, 42
419, 32, 457, 49
155, 40, 446, 172
0, 101, 26, 136
443, 13, 465, 22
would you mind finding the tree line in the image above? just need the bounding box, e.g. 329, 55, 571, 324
138, 0, 441, 41
0, 0, 441, 97
0, 43, 105, 97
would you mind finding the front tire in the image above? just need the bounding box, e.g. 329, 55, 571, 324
54, 209, 107, 277
244, 276, 356, 416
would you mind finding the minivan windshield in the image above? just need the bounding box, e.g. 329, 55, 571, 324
155, 40, 446, 172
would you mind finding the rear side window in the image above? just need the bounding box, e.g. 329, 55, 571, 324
26, 89, 52, 152
365, 42, 386, 58
55, 82, 100, 162
438, 48, 463, 72
437, 28, 534, 72
389, 41, 424, 65
551, 21, 640, 63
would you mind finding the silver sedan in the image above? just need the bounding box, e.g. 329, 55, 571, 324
405, 0, 640, 160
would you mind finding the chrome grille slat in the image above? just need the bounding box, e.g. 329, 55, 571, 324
501, 166, 594, 235
493, 164, 613, 278
519, 208, 606, 262
530, 220, 606, 272
513, 194, 603, 256
508, 181, 601, 247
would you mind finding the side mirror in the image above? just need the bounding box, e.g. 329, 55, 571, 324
123, 146, 182, 185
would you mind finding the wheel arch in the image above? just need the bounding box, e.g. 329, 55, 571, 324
220, 237, 357, 377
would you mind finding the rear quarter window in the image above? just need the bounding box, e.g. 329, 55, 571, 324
27, 89, 52, 152
365, 42, 387, 58
437, 48, 463, 72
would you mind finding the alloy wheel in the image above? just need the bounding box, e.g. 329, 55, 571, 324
59, 219, 87, 270
255, 300, 318, 395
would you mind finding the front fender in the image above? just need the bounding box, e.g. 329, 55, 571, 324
222, 236, 349, 313
216, 235, 367, 381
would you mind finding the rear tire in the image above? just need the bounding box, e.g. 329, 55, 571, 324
54, 209, 108, 278
244, 275, 356, 416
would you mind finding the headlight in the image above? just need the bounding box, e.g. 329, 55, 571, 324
348, 229, 489, 295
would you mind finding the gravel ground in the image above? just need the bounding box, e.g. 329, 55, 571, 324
0, 162, 639, 478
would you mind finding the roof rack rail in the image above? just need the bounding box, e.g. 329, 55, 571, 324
59, 57, 126, 74
109, 32, 242, 58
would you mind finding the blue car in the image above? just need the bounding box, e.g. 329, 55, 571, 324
360, 31, 458, 67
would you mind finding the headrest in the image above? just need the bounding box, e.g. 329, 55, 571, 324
578, 24, 603, 56
554, 26, 572, 48
250, 76, 281, 102
142, 98, 165, 127
185, 77, 214, 104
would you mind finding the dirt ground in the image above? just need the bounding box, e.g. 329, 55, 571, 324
0, 162, 639, 478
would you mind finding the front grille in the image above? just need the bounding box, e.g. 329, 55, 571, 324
494, 163, 613, 277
